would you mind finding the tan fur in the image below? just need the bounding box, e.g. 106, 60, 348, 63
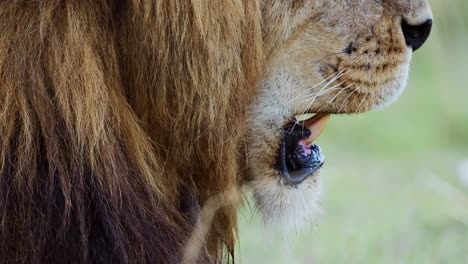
246, 0, 432, 232
0, 1, 261, 262
0, 0, 431, 263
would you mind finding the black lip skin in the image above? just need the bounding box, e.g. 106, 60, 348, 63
277, 122, 325, 186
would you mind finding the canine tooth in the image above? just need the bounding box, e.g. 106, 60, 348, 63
295, 113, 315, 122
303, 114, 330, 145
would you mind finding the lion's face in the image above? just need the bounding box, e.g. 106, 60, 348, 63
246, 0, 432, 231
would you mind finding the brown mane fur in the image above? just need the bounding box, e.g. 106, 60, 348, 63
0, 1, 262, 263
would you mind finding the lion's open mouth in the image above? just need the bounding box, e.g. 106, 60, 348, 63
276, 114, 330, 186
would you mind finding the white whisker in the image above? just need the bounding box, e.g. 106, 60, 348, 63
290, 70, 346, 103
301, 71, 348, 115
305, 81, 347, 100
338, 84, 363, 112
328, 82, 355, 104
357, 93, 369, 113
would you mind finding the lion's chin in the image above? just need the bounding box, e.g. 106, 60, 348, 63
251, 170, 323, 233
249, 114, 329, 233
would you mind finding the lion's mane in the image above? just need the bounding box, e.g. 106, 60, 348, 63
0, 1, 262, 263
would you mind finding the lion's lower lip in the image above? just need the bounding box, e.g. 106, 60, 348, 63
276, 116, 327, 186
278, 142, 325, 186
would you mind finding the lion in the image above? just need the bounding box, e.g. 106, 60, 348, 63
0, 1, 432, 263
246, 0, 433, 234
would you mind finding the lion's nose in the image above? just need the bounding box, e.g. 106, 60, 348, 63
401, 19, 432, 52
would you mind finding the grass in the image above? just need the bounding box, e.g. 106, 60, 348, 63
238, 1, 468, 263
239, 155, 468, 263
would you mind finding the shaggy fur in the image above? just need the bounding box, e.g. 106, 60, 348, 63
0, 1, 261, 263
0, 0, 432, 263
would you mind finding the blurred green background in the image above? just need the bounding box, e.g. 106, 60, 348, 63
238, 1, 468, 263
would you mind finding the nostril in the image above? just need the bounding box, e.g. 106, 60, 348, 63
401, 19, 432, 52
